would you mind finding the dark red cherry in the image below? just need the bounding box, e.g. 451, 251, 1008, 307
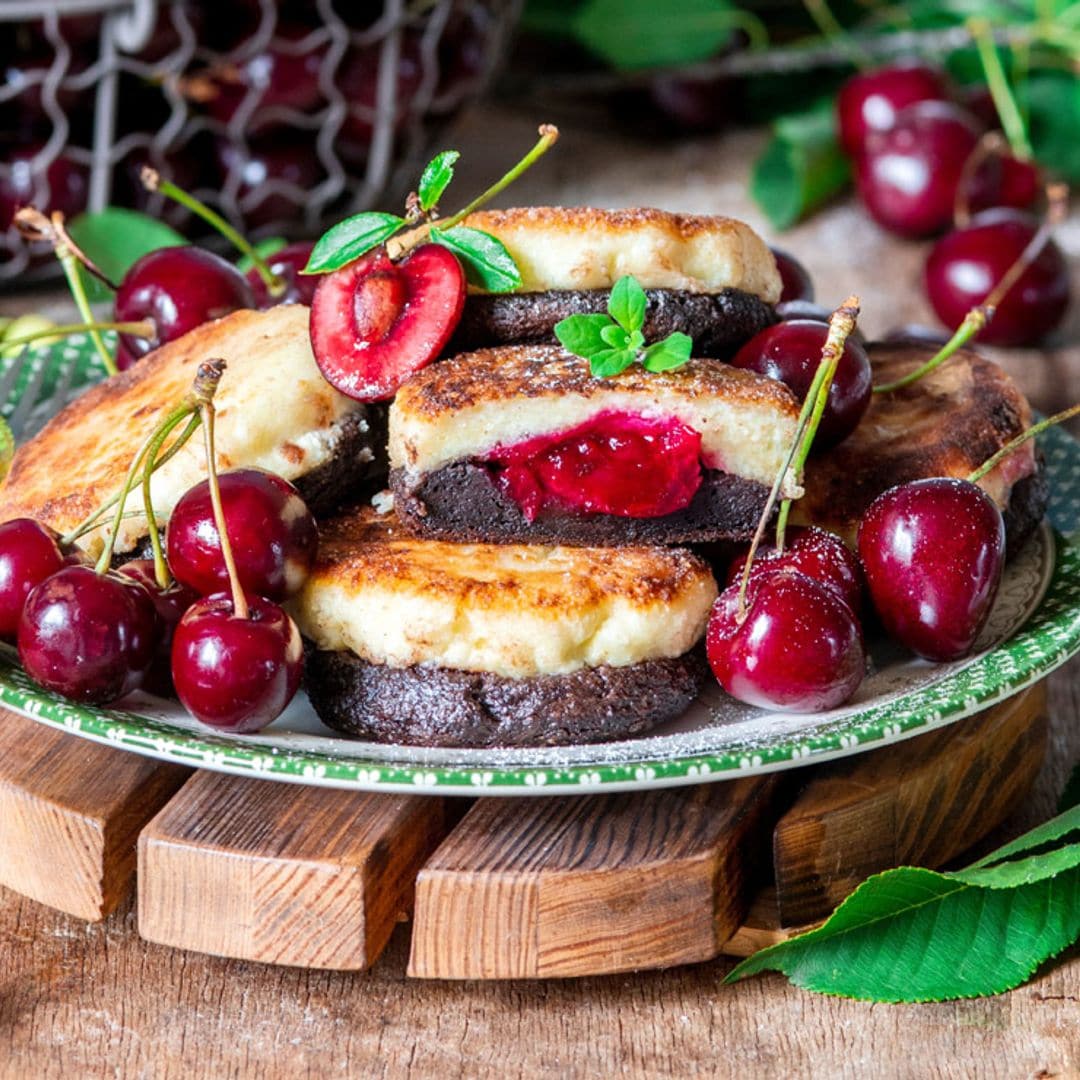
971, 153, 1041, 214
837, 61, 949, 157
706, 571, 865, 712
310, 243, 465, 401
858, 477, 1005, 661
771, 247, 814, 304
923, 209, 1070, 347
855, 102, 991, 237
0, 518, 66, 640
114, 245, 256, 360
246, 241, 317, 308
117, 560, 199, 696
0, 145, 89, 230
166, 468, 318, 600
731, 320, 872, 449
214, 137, 323, 230
18, 566, 157, 705
337, 43, 422, 156
724, 526, 863, 615
171, 593, 302, 733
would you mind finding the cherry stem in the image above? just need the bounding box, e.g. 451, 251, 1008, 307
388, 125, 560, 258
736, 296, 861, 621
968, 403, 1080, 484
198, 384, 248, 621
954, 131, 1010, 229
802, 0, 871, 69
139, 411, 194, 590
873, 309, 989, 395
141, 167, 285, 298
969, 18, 1033, 160
0, 320, 155, 352
14, 206, 119, 290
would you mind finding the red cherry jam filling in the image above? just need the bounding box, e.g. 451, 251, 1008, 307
485, 412, 704, 520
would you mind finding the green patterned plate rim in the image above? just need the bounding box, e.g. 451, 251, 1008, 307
0, 337, 1077, 795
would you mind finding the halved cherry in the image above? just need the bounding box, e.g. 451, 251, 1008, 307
309, 243, 466, 401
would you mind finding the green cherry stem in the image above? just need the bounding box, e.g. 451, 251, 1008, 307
141, 167, 285, 298
968, 403, 1080, 484
0, 320, 155, 353
139, 411, 195, 589
969, 18, 1033, 160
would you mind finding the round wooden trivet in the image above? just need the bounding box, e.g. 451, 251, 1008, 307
0, 683, 1047, 977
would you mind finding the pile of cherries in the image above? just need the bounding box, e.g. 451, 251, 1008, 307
836, 60, 1070, 346
0, 466, 317, 733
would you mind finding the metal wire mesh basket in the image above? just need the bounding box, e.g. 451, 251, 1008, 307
0, 0, 520, 285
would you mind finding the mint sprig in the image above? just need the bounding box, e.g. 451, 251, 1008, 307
554, 275, 693, 377
726, 801, 1080, 1002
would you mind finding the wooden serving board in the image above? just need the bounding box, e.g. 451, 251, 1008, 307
0, 683, 1048, 978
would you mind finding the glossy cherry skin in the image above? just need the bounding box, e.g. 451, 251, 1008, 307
0, 518, 67, 640
0, 146, 89, 230
731, 320, 872, 448
971, 154, 1042, 214
707, 571, 865, 712
724, 526, 863, 615
858, 477, 1005, 661
771, 247, 814, 303
166, 469, 318, 601
337, 43, 423, 154
214, 138, 322, 230
18, 567, 158, 705
310, 243, 466, 401
923, 210, 1071, 347
114, 246, 256, 360
171, 593, 302, 733
855, 102, 989, 238
246, 241, 317, 308
116, 560, 199, 696
836, 61, 949, 157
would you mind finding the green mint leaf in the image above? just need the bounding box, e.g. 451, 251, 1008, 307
66, 207, 186, 302
608, 275, 647, 333
418, 150, 460, 212
589, 347, 636, 378
1059, 763, 1080, 813
642, 331, 693, 372
600, 323, 630, 349
236, 236, 287, 273
430, 226, 522, 293
303, 212, 405, 274
629, 329, 645, 350
572, 0, 740, 71
554, 313, 614, 358
751, 98, 850, 230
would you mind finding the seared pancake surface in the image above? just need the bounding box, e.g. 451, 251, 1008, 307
292, 505, 718, 679
0, 306, 371, 554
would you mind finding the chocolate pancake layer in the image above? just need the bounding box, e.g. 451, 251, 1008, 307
305, 648, 706, 748
390, 463, 772, 547
451, 287, 776, 356
1002, 453, 1049, 558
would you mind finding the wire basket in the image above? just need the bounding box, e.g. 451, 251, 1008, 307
0, 0, 520, 286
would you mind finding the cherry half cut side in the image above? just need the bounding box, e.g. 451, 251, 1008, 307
309, 242, 466, 402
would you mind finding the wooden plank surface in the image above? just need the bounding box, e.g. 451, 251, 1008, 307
138, 771, 445, 970
409, 777, 776, 979
0, 709, 188, 921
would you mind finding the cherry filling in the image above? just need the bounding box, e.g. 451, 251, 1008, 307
485, 412, 704, 520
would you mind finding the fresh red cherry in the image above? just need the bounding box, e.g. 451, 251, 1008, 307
771, 247, 814, 303
18, 566, 158, 705
114, 245, 256, 360
337, 43, 423, 156
0, 518, 67, 640
170, 593, 302, 733
923, 209, 1070, 347
117, 559, 199, 696
971, 153, 1041, 214
730, 320, 872, 449
166, 468, 318, 600
858, 477, 1005, 661
706, 571, 865, 712
724, 525, 863, 615
246, 241, 317, 308
310, 243, 466, 401
0, 145, 89, 230
855, 102, 991, 237
214, 137, 322, 229
837, 61, 949, 157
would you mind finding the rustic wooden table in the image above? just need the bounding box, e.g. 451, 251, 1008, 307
0, 106, 1078, 1077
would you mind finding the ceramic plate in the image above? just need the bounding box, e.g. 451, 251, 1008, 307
0, 338, 1077, 795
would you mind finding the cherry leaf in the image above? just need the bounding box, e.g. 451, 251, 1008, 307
608, 275, 647, 333
303, 212, 405, 274
430, 226, 521, 293
418, 150, 460, 212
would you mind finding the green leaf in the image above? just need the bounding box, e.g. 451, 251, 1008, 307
554, 313, 614, 358
750, 98, 850, 230
1022, 71, 1080, 183
589, 347, 636, 378
642, 331, 693, 372
608, 275, 647, 333
955, 844, 1080, 889
429, 226, 522, 293
1059, 763, 1080, 813
303, 212, 404, 274
236, 237, 287, 273
0, 415, 14, 483
600, 323, 630, 349
966, 804, 1080, 870
66, 207, 186, 302
572, 0, 739, 70
418, 150, 460, 212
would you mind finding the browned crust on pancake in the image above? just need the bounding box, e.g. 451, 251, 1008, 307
466, 206, 768, 241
